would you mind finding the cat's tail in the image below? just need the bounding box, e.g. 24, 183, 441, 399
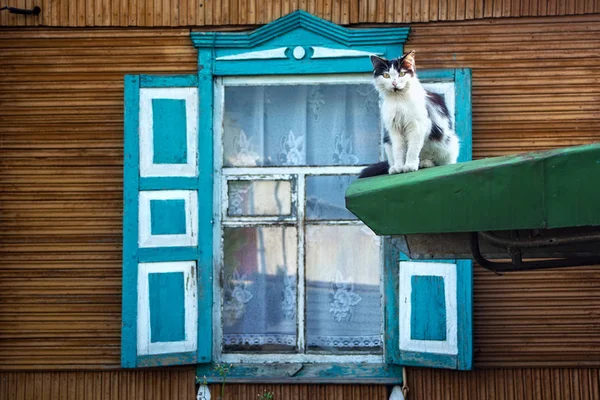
358, 161, 389, 179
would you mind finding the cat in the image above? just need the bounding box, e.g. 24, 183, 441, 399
359, 50, 459, 178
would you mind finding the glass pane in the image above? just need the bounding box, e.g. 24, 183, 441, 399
305, 225, 382, 353
223, 84, 380, 167
222, 226, 298, 352
227, 180, 293, 217
306, 175, 358, 220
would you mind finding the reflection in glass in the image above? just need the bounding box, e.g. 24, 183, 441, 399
306, 175, 358, 220
227, 180, 293, 217
305, 225, 382, 353
223, 84, 380, 167
222, 226, 298, 352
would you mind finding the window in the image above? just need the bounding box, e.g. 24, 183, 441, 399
121, 10, 473, 381
214, 76, 384, 363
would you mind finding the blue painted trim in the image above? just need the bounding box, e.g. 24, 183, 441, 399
138, 352, 198, 367
121, 74, 140, 369
140, 177, 199, 190
138, 247, 199, 263
140, 74, 199, 88
457, 259, 474, 370
384, 237, 403, 365
196, 49, 214, 364
392, 259, 473, 370
196, 363, 404, 384
386, 69, 474, 370
213, 58, 392, 76
418, 69, 456, 81
192, 11, 408, 76
191, 11, 409, 49
455, 68, 473, 163
122, 73, 212, 368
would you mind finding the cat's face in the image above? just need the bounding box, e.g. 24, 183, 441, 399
370, 51, 416, 94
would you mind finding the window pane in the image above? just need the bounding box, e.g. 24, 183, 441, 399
306, 175, 358, 220
227, 180, 293, 217
222, 226, 298, 352
305, 225, 382, 353
223, 84, 380, 167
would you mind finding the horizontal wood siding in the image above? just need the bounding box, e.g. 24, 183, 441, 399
408, 368, 600, 400
1, 0, 600, 26
207, 383, 389, 398
1, 369, 599, 400
0, 369, 196, 400
0, 29, 198, 370
0, 15, 599, 371
406, 14, 600, 159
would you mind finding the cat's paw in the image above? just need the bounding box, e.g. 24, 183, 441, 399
419, 159, 436, 169
388, 164, 404, 174
401, 163, 419, 173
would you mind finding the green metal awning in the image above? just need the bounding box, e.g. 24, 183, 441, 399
345, 143, 600, 236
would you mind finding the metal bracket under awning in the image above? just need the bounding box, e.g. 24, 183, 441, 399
346, 143, 600, 272
396, 226, 600, 273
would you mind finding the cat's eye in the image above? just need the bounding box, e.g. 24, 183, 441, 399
399, 71, 406, 76
383, 73, 390, 78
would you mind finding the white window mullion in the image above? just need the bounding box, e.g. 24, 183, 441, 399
212, 78, 225, 362
296, 172, 306, 353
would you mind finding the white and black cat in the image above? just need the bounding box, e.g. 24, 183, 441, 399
359, 50, 459, 178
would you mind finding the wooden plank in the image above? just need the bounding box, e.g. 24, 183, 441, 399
341, 0, 350, 23
429, 0, 438, 19
412, 0, 421, 20
333, 0, 341, 22
248, 0, 256, 23
454, 0, 463, 19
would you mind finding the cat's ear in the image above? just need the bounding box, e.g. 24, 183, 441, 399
399, 50, 416, 73
370, 55, 389, 70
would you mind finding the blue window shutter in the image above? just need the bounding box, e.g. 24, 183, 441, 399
121, 74, 213, 368
385, 69, 473, 370
385, 254, 473, 370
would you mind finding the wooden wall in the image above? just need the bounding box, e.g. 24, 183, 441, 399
0, 369, 197, 400
1, 13, 600, 372
1, 369, 600, 399
1, 0, 600, 26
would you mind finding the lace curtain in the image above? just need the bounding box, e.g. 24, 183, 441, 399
223, 84, 381, 167
221, 83, 383, 353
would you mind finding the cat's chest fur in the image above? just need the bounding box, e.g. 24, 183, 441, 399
380, 93, 428, 133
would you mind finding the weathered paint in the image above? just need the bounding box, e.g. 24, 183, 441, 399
387, 256, 473, 370
138, 190, 198, 248
139, 87, 198, 178
122, 75, 211, 368
346, 143, 600, 235
137, 261, 197, 356
198, 17, 407, 373
149, 272, 186, 342
410, 276, 447, 341
191, 11, 409, 77
151, 99, 188, 164
196, 47, 215, 364
400, 261, 458, 356
196, 363, 404, 384
121, 74, 141, 369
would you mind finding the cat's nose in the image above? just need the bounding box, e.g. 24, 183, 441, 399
392, 81, 398, 87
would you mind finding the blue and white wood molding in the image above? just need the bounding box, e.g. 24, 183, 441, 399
190, 10, 410, 76
122, 75, 212, 368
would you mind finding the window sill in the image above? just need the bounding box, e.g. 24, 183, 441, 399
196, 363, 403, 384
